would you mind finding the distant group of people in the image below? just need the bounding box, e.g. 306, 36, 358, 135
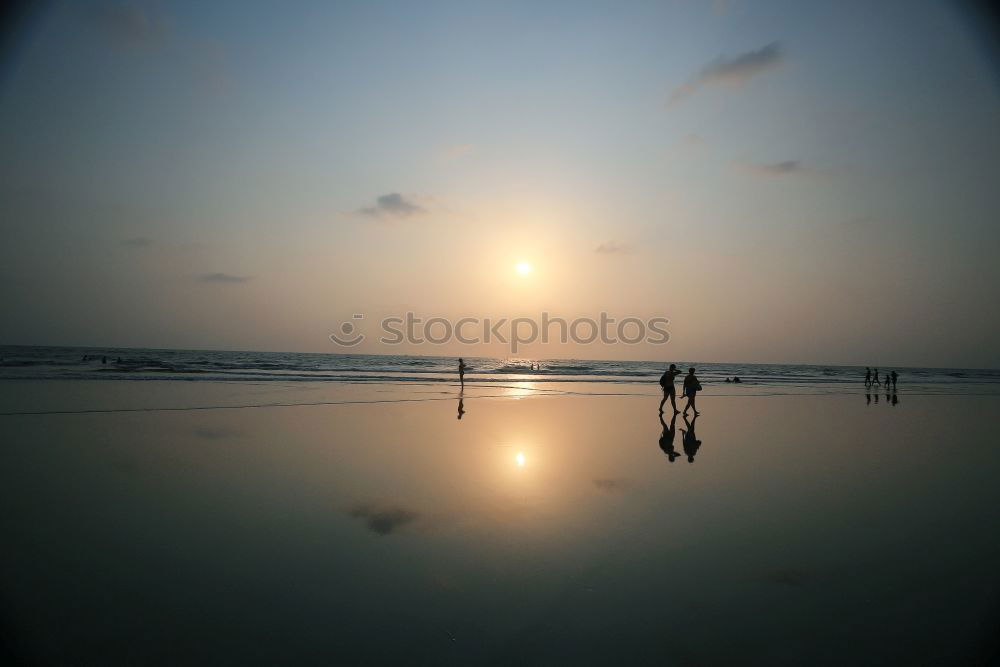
81, 355, 123, 365
864, 367, 898, 390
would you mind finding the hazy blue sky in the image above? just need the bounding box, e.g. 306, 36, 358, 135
1, 0, 998, 366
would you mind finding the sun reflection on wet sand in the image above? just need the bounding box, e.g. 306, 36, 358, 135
499, 381, 540, 399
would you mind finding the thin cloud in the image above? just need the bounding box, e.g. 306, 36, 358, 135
442, 143, 475, 160
593, 478, 631, 492
595, 241, 632, 255
348, 503, 419, 535
86, 1, 168, 48
668, 42, 784, 106
681, 133, 705, 147
121, 237, 151, 247
357, 193, 427, 220
199, 272, 250, 283
743, 159, 806, 176
712, 0, 733, 16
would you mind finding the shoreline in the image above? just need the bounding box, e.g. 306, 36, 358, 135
0, 378, 995, 418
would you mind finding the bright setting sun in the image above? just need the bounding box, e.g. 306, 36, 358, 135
515, 261, 532, 276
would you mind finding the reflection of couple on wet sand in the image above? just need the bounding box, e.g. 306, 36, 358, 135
659, 411, 702, 463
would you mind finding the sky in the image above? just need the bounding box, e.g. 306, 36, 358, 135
1, 0, 999, 367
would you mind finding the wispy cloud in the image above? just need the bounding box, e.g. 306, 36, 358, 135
712, 0, 733, 16
595, 241, 632, 255
357, 193, 427, 220
348, 503, 419, 536
121, 236, 151, 248
199, 272, 250, 283
593, 478, 631, 492
742, 159, 807, 177
668, 41, 784, 106
442, 143, 475, 160
86, 1, 168, 48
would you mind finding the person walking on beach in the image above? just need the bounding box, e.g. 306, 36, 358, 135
873, 368, 881, 387
658, 363, 682, 414
458, 358, 467, 388
682, 367, 701, 416
864, 367, 872, 386
891, 370, 898, 391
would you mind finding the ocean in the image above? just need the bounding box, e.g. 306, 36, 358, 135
2, 345, 998, 394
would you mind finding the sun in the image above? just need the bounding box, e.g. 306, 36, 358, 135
515, 261, 532, 276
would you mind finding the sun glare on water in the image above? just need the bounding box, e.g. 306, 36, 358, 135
516, 451, 526, 467
515, 261, 532, 275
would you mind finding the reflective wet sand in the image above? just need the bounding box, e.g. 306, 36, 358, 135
1, 385, 998, 665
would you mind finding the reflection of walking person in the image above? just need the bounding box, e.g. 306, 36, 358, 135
658, 363, 682, 414
682, 367, 701, 416
681, 414, 702, 463
457, 397, 465, 420
458, 358, 466, 388
658, 411, 680, 462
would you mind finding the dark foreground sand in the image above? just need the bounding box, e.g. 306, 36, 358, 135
1, 381, 998, 665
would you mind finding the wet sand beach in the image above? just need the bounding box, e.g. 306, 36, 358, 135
1, 381, 998, 665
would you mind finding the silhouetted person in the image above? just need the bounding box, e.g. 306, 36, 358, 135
458, 358, 467, 388
457, 396, 465, 420
682, 367, 701, 416
864, 367, 871, 386
733, 376, 741, 383
658, 411, 680, 462
725, 377, 732, 383
101, 356, 107, 364
681, 414, 702, 463
891, 370, 898, 390
873, 368, 880, 386
658, 363, 682, 414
